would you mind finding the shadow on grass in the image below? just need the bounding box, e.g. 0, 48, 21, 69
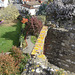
1, 21, 22, 47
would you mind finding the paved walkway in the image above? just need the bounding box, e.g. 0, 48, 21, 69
22, 35, 34, 54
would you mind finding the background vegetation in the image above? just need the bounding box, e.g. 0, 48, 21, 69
31, 36, 37, 44
0, 4, 20, 20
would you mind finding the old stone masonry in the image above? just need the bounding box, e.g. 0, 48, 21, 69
21, 0, 75, 74
22, 26, 75, 75
45, 0, 75, 73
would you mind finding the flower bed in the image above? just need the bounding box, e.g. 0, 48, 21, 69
19, 17, 28, 49
0, 20, 4, 24
19, 16, 43, 49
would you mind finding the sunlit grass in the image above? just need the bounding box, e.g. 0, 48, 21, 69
0, 21, 21, 53
31, 36, 37, 44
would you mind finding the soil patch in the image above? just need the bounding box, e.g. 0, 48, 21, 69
0, 20, 18, 26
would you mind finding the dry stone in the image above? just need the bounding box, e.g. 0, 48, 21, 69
44, 28, 75, 72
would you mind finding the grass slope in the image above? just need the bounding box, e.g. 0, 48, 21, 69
31, 36, 37, 44
0, 21, 21, 53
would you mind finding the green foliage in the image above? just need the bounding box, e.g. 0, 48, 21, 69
0, 53, 19, 75
48, 0, 53, 4
37, 15, 46, 24
37, 3, 47, 15
19, 53, 30, 73
19, 34, 24, 43
0, 4, 20, 20
57, 69, 64, 75
50, 0, 53, 2
17, 15, 23, 21
48, 0, 53, 2
22, 23, 26, 29
10, 46, 30, 73
26, 53, 30, 59
25, 15, 31, 20
31, 36, 37, 44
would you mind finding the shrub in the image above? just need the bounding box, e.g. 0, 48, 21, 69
10, 46, 24, 64
57, 69, 64, 75
36, 3, 47, 15
0, 4, 20, 20
19, 53, 30, 73
25, 15, 31, 20
37, 15, 46, 24
26, 16, 43, 36
10, 46, 30, 73
0, 53, 19, 75
17, 15, 23, 21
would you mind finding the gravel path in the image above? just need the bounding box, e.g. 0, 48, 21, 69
22, 35, 34, 54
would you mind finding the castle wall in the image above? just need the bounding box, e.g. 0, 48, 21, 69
44, 27, 75, 72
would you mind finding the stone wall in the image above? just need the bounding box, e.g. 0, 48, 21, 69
44, 28, 75, 72
45, 0, 75, 72
22, 26, 75, 75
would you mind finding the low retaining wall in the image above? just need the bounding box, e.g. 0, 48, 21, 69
31, 26, 48, 56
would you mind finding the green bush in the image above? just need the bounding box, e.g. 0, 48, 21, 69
17, 15, 23, 21
57, 69, 64, 75
50, 0, 53, 2
37, 15, 46, 24
0, 4, 20, 20
19, 53, 30, 73
36, 3, 47, 15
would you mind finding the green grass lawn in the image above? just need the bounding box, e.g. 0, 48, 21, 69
31, 36, 37, 44
0, 21, 21, 53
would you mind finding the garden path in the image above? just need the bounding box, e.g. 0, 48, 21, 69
13, 3, 34, 54
22, 35, 34, 54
